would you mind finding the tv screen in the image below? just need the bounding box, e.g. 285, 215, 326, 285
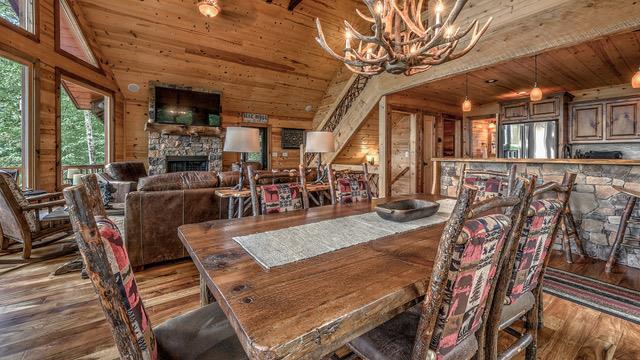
154, 86, 221, 127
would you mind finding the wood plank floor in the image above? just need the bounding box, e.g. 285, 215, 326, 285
1, 251, 639, 359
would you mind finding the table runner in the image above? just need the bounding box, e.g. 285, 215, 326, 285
234, 199, 456, 269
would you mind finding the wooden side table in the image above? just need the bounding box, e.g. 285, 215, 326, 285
606, 186, 640, 273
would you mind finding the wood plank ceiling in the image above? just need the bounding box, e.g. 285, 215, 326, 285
73, 0, 368, 119
396, 30, 640, 109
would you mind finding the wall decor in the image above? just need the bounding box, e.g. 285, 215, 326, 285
281, 128, 305, 149
242, 112, 269, 124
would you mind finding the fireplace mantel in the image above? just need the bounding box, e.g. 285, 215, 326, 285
145, 122, 224, 138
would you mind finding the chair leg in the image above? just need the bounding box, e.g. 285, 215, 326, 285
525, 305, 538, 360
22, 236, 32, 259
564, 212, 586, 257
606, 196, 636, 273
561, 220, 573, 264
537, 290, 544, 329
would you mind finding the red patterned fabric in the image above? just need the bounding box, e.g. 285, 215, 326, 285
506, 199, 563, 304
95, 217, 158, 359
430, 214, 512, 359
260, 183, 303, 214
463, 176, 505, 202
336, 174, 368, 204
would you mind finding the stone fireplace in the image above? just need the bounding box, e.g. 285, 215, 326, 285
147, 125, 223, 175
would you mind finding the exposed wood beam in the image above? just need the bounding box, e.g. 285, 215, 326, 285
288, 0, 303, 11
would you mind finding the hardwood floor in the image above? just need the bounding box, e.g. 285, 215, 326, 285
1, 251, 639, 359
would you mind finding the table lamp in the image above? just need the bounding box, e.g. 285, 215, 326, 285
224, 127, 261, 189
305, 131, 335, 183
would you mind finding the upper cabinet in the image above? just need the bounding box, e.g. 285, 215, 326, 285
501, 101, 529, 122
569, 97, 640, 143
530, 97, 560, 119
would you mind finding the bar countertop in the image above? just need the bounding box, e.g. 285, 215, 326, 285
431, 158, 640, 166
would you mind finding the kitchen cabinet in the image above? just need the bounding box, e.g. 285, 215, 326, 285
568, 97, 640, 143
606, 99, 639, 140
501, 101, 529, 122
530, 97, 560, 119
570, 103, 603, 142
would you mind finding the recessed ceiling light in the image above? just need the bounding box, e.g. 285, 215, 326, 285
485, 79, 498, 84
128, 83, 140, 93
304, 105, 313, 112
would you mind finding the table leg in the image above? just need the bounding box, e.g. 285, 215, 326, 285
228, 197, 235, 220
564, 211, 586, 257
561, 220, 573, 264
200, 274, 215, 307
606, 196, 637, 273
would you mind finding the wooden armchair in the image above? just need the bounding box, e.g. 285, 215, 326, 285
455, 163, 518, 202
247, 165, 309, 216
348, 175, 536, 360
485, 172, 576, 360
0, 172, 71, 259
63, 178, 248, 360
327, 164, 372, 205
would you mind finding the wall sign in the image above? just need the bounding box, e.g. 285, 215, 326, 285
242, 112, 269, 124
281, 128, 305, 149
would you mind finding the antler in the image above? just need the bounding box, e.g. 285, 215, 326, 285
315, 0, 491, 76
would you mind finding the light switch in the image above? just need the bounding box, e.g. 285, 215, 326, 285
282, 152, 288, 157
272, 152, 278, 157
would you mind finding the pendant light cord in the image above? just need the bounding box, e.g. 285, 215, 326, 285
534, 55, 538, 86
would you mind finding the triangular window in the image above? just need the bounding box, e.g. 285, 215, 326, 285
0, 0, 35, 34
57, 0, 98, 67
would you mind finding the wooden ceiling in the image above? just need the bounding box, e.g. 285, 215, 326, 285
74, 0, 369, 119
396, 30, 640, 109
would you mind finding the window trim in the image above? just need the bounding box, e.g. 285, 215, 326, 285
0, 46, 38, 189
55, 68, 115, 189
0, 0, 39, 42
54, 0, 104, 74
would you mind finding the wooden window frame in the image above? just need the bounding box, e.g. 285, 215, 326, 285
55, 68, 115, 189
0, 45, 38, 189
54, 0, 104, 74
0, 0, 39, 42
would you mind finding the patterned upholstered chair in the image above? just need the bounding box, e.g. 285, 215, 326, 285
0, 172, 72, 259
485, 172, 576, 360
455, 164, 517, 202
63, 176, 248, 360
247, 165, 309, 216
327, 164, 372, 205
348, 176, 536, 360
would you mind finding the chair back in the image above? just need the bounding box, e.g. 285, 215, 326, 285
63, 183, 157, 360
105, 162, 148, 182
502, 172, 576, 304
457, 164, 517, 202
327, 164, 372, 205
248, 165, 309, 216
0, 172, 37, 241
0, 168, 19, 182
412, 175, 535, 360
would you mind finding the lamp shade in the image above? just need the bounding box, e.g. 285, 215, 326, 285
305, 131, 335, 153
633, 68, 640, 89
223, 127, 261, 153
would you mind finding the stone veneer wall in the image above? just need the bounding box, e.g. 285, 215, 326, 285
148, 132, 223, 175
439, 161, 640, 268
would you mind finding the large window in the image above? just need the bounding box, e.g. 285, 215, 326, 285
0, 0, 35, 34
0, 55, 29, 187
56, 0, 98, 68
246, 127, 269, 169
59, 76, 111, 185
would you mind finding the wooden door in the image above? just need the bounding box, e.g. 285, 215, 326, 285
606, 100, 639, 140
390, 111, 413, 196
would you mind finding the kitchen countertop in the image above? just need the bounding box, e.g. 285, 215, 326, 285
431, 158, 640, 166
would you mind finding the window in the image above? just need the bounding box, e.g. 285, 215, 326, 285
246, 127, 269, 169
59, 75, 112, 185
0, 0, 35, 34
0, 55, 29, 187
56, 0, 98, 68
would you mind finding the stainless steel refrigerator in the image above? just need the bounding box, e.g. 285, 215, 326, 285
498, 120, 557, 159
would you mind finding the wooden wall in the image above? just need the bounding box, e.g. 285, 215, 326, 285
0, 0, 124, 191
390, 112, 412, 195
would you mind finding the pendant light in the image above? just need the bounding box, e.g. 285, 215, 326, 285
530, 55, 543, 102
462, 74, 472, 112
198, 0, 220, 18
633, 66, 640, 89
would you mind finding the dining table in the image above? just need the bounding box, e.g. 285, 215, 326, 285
178, 194, 449, 359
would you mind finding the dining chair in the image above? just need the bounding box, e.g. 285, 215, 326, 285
348, 175, 536, 360
0, 172, 72, 259
247, 165, 309, 216
327, 163, 372, 205
485, 172, 576, 360
455, 164, 518, 202
63, 178, 248, 360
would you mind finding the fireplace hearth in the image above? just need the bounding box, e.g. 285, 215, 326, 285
166, 156, 209, 173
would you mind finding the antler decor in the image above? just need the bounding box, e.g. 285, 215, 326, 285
315, 0, 492, 76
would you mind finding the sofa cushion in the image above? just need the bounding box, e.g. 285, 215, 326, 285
105, 162, 148, 182
137, 172, 219, 192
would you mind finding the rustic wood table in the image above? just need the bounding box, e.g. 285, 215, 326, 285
215, 183, 333, 219
178, 194, 446, 359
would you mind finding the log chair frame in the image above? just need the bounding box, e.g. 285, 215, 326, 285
327, 163, 373, 205
247, 165, 309, 216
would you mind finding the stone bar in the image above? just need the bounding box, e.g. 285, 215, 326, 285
433, 158, 640, 268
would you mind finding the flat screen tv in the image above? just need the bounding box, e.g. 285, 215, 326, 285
151, 85, 221, 127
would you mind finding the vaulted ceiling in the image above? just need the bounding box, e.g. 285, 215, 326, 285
74, 0, 368, 119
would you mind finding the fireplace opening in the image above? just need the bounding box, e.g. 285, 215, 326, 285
166, 156, 208, 173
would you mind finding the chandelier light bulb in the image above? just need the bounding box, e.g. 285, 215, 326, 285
375, 1, 384, 15
198, 0, 220, 18
462, 98, 472, 112
632, 67, 640, 89
444, 26, 454, 39
435, 1, 445, 13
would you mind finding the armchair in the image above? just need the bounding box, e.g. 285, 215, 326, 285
0, 172, 72, 259
103, 162, 148, 203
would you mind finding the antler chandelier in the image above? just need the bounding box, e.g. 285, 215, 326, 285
315, 0, 492, 76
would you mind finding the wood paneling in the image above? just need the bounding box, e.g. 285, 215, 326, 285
390, 112, 412, 196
